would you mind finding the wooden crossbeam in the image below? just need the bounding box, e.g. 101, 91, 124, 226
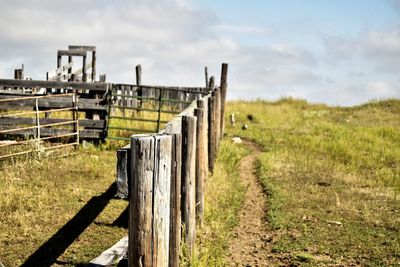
68, 45, 96, 51
57, 50, 87, 57
0, 79, 107, 91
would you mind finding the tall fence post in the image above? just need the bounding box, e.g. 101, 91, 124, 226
129, 134, 172, 267
220, 63, 228, 136
129, 136, 154, 267
153, 135, 172, 266
169, 133, 182, 267
204, 67, 209, 88
215, 88, 221, 143
156, 89, 164, 132
208, 94, 216, 172
181, 115, 197, 254
136, 65, 142, 109
194, 104, 206, 226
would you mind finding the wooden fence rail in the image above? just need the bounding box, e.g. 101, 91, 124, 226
110, 63, 228, 267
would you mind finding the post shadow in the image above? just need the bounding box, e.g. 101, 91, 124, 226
21, 183, 116, 267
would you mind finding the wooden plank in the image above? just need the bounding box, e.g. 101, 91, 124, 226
0, 94, 107, 111
181, 115, 197, 253
169, 133, 182, 267
0, 79, 107, 91
220, 63, 228, 136
194, 107, 206, 226
114, 83, 209, 95
153, 135, 172, 267
57, 50, 87, 57
68, 45, 96, 51
0, 117, 105, 129
116, 147, 130, 199
0, 127, 102, 139
90, 236, 128, 266
129, 135, 155, 267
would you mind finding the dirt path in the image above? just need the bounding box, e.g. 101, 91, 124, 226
227, 142, 273, 266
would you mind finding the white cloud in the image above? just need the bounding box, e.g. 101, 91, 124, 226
0, 0, 397, 106
213, 24, 273, 35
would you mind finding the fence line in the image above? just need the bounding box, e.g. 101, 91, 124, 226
113, 63, 228, 267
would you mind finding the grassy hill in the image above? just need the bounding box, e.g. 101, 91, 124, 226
221, 98, 400, 266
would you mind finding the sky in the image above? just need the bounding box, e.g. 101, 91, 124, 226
1, 0, 400, 106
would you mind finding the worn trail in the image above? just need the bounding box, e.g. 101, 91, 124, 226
227, 142, 273, 266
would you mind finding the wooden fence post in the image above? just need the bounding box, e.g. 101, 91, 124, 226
136, 65, 142, 109
209, 76, 215, 88
212, 89, 221, 154
181, 116, 197, 254
208, 94, 216, 172
129, 134, 172, 267
220, 63, 228, 136
197, 99, 208, 173
129, 135, 154, 267
169, 133, 182, 267
153, 135, 172, 267
194, 105, 206, 226
204, 67, 209, 88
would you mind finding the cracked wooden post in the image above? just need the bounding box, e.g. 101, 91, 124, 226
153, 135, 172, 267
169, 133, 182, 267
129, 135, 154, 267
220, 63, 228, 136
208, 93, 216, 172
194, 102, 206, 226
129, 134, 172, 267
181, 115, 197, 254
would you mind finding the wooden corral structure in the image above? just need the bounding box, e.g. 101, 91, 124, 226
0, 46, 215, 160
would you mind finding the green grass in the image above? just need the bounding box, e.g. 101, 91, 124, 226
189, 140, 249, 266
226, 98, 400, 266
0, 146, 127, 266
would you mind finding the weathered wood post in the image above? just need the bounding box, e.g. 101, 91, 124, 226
153, 135, 172, 266
220, 63, 228, 136
129, 134, 172, 267
213, 89, 221, 154
129, 135, 154, 267
169, 133, 182, 267
68, 56, 73, 81
194, 101, 206, 226
208, 93, 216, 172
82, 53, 87, 82
181, 115, 197, 254
92, 50, 96, 82
209, 76, 215, 89
204, 67, 209, 88
136, 65, 142, 109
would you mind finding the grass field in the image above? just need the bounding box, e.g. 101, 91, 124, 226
225, 98, 400, 266
0, 146, 128, 266
1, 98, 399, 266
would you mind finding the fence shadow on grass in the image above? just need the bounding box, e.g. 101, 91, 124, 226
20, 183, 117, 267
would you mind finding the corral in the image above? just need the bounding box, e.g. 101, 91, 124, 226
0, 46, 228, 267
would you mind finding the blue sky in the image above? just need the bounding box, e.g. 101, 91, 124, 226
0, 0, 400, 105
